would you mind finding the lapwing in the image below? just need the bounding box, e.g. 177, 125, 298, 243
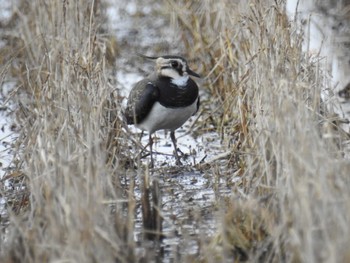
125, 55, 200, 166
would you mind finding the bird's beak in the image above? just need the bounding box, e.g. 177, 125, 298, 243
187, 68, 201, 78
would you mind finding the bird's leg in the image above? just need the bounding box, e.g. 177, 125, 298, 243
139, 130, 144, 141
138, 131, 149, 159
149, 133, 154, 168
138, 130, 145, 155
170, 131, 182, 165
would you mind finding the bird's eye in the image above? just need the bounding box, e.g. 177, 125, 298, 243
171, 61, 179, 68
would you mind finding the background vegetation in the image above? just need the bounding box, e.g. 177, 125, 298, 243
0, 0, 349, 262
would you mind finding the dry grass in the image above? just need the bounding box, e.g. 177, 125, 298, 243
0, 1, 136, 262
0, 0, 350, 262
167, 0, 350, 262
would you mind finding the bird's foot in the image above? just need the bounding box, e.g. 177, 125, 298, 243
148, 161, 154, 169
176, 160, 183, 166
173, 148, 183, 166
176, 148, 185, 156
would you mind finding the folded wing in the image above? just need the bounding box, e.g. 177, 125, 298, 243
125, 80, 160, 124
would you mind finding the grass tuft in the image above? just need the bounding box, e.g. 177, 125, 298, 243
167, 0, 350, 261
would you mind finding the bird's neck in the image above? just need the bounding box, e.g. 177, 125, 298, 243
170, 75, 189, 87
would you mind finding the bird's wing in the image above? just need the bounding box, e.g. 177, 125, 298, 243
125, 80, 159, 124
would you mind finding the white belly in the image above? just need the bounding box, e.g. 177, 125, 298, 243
136, 99, 198, 133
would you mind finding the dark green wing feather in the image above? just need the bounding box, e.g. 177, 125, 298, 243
125, 80, 159, 124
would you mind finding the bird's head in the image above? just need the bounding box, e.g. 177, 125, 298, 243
139, 54, 201, 83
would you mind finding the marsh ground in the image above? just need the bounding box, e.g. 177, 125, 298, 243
1, 0, 350, 262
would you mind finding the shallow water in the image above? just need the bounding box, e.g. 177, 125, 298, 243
107, 0, 227, 166
128, 168, 233, 261
105, 2, 236, 259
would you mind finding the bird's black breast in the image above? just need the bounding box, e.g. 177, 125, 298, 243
155, 77, 199, 108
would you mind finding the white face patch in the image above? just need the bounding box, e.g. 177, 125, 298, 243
160, 68, 181, 79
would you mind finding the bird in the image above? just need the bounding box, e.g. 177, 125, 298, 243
125, 55, 200, 167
